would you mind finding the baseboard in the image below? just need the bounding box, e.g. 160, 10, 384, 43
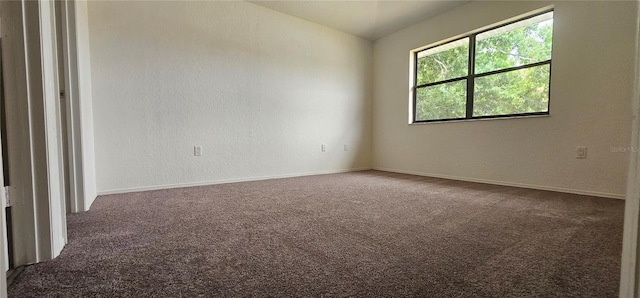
98, 167, 372, 196
53, 237, 65, 258
7, 266, 24, 287
373, 167, 625, 200
85, 192, 97, 211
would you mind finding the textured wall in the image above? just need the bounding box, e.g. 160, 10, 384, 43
372, 1, 637, 198
88, 1, 372, 193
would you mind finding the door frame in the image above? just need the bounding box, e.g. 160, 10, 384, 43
57, 0, 91, 214
619, 2, 640, 297
0, 18, 7, 298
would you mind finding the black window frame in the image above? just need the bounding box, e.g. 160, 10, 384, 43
412, 9, 554, 124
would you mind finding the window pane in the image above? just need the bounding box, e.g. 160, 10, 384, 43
416, 38, 469, 85
473, 64, 550, 117
475, 12, 553, 74
416, 80, 467, 121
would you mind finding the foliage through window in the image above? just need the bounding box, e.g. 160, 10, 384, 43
413, 11, 553, 122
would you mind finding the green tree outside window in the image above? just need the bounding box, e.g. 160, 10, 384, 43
414, 11, 553, 122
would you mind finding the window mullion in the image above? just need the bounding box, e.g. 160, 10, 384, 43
466, 35, 476, 119
413, 51, 418, 123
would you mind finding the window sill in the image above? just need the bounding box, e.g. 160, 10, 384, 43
409, 113, 549, 125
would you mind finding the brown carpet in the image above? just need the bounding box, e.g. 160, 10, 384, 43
8, 170, 624, 297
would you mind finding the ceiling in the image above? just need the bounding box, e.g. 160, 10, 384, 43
248, 0, 470, 41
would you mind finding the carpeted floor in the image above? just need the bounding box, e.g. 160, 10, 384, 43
9, 170, 624, 297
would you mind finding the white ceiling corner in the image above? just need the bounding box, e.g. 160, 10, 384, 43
247, 0, 470, 40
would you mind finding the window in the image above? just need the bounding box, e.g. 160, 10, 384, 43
413, 10, 554, 123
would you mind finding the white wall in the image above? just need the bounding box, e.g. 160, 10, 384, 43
372, 1, 637, 198
88, 1, 372, 193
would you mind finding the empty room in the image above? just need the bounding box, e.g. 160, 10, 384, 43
1, 0, 639, 297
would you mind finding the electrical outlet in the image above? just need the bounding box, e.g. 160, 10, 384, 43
576, 146, 587, 159
194, 146, 202, 156
321, 144, 326, 152
344, 144, 348, 151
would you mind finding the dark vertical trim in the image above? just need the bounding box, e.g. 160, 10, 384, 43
546, 61, 552, 114
466, 36, 476, 118
0, 40, 8, 186
413, 51, 418, 123
6, 206, 13, 269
